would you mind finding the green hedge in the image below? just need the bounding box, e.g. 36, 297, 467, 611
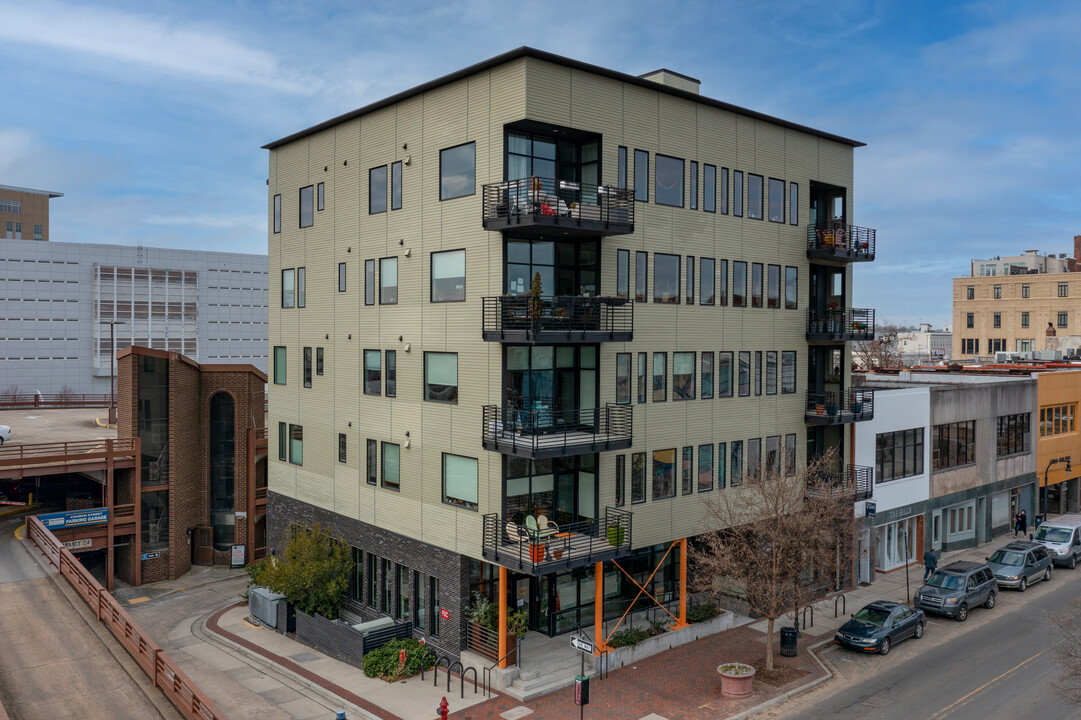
361, 639, 436, 682
606, 626, 650, 648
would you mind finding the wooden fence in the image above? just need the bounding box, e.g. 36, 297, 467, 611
25, 515, 225, 720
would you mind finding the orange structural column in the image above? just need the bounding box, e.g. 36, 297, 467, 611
498, 566, 509, 669
594, 561, 605, 652
675, 537, 689, 629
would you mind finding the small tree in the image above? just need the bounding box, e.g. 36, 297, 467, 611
529, 271, 543, 320
690, 450, 853, 670
247, 523, 352, 619
1050, 597, 1081, 704
1, 385, 19, 401
852, 322, 904, 370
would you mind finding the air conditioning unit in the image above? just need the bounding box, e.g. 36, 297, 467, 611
995, 352, 1019, 363
248, 586, 286, 628
1034, 349, 1063, 361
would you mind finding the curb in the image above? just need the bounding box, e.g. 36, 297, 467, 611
94, 417, 117, 429
0, 505, 40, 519
726, 635, 835, 720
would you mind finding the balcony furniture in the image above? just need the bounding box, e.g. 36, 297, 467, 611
806, 223, 876, 263
805, 389, 875, 425
482, 177, 634, 238
482, 507, 633, 575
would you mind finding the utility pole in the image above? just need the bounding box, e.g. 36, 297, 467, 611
100, 320, 125, 424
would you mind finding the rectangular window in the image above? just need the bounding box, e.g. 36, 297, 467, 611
367, 439, 377, 485
690, 161, 698, 210
634, 150, 649, 202
635, 251, 648, 303
1021, 312, 1029, 328
704, 164, 716, 212
281, 268, 295, 308
1060, 311, 1069, 328
339, 433, 347, 463
430, 577, 441, 636
617, 249, 629, 300
631, 452, 646, 504
673, 352, 695, 400
754, 351, 762, 395
781, 351, 796, 393
300, 186, 314, 228
766, 351, 777, 395
297, 267, 305, 308
273, 346, 286, 385
615, 455, 626, 507
720, 167, 729, 214
653, 352, 667, 402
415, 570, 426, 630
701, 257, 715, 305
785, 434, 797, 475
767, 264, 780, 309
380, 257, 398, 304
364, 350, 381, 396
765, 435, 780, 477
875, 428, 925, 482
932, 420, 976, 470
747, 438, 761, 479
442, 453, 478, 510
653, 449, 676, 500
1022, 284, 1030, 298
440, 142, 475, 200
768, 178, 784, 222
718, 352, 733, 398
686, 256, 695, 305
993, 312, 1001, 328
733, 171, 744, 217
785, 267, 798, 309
738, 351, 750, 396
425, 352, 458, 403
381, 558, 391, 613
681, 447, 693, 495
702, 352, 714, 399
303, 346, 312, 388
733, 261, 747, 307
365, 260, 375, 306
399, 567, 410, 622
789, 182, 798, 225
654, 253, 680, 303
289, 424, 303, 465
431, 249, 466, 302
994, 285, 1002, 299
316, 347, 324, 375
339, 262, 347, 292
351, 548, 363, 602
996, 414, 1030, 457
616, 353, 631, 405
273, 194, 281, 233
967, 286, 975, 300
317, 182, 325, 211
1039, 404, 1076, 437
966, 313, 974, 329
719, 259, 728, 306
381, 442, 400, 490
618, 147, 628, 189
367, 554, 377, 607
751, 263, 763, 308
717, 443, 727, 488
278, 422, 287, 461
637, 353, 647, 404
698, 444, 713, 492
386, 350, 396, 397
1060, 282, 1069, 298
391, 161, 402, 210
730, 440, 743, 486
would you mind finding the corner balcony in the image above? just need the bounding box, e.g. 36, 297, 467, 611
805, 389, 875, 425
481, 404, 632, 460
806, 308, 876, 342
482, 507, 633, 575
806, 464, 873, 502
806, 223, 876, 263
482, 177, 634, 238
481, 295, 633, 344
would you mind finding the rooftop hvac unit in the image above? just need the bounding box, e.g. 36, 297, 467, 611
995, 352, 1019, 363
248, 586, 286, 628
1034, 349, 1063, 361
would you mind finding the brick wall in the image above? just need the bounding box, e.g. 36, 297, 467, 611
267, 491, 470, 660
169, 357, 202, 579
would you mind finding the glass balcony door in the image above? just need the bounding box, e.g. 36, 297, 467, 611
506, 239, 598, 298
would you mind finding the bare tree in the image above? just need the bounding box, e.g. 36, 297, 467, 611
0, 385, 18, 402
852, 322, 904, 370
690, 450, 854, 670
1050, 597, 1081, 704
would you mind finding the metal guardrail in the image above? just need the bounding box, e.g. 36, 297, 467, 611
0, 438, 137, 467
481, 404, 632, 459
481, 295, 633, 343
482, 506, 633, 575
805, 389, 875, 423
806, 308, 875, 341
806, 223, 876, 261
0, 393, 112, 409
806, 464, 874, 501
25, 515, 224, 720
482, 177, 634, 233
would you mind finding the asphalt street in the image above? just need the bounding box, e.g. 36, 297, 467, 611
765, 564, 1080, 719
0, 517, 47, 584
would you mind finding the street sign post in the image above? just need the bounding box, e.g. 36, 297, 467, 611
569, 636, 594, 654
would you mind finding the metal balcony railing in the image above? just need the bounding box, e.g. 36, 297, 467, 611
481, 295, 633, 343
806, 223, 876, 262
482, 507, 632, 576
806, 308, 876, 342
805, 389, 875, 424
481, 404, 633, 459
482, 177, 634, 236
806, 464, 874, 501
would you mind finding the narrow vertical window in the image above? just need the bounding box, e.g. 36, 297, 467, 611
682, 447, 694, 495
317, 182, 325, 211
415, 570, 426, 630
369, 166, 388, 214
281, 268, 295, 308
273, 346, 287, 385
339, 262, 347, 292
738, 351, 750, 396
635, 251, 648, 303
703, 164, 716, 212
733, 261, 747, 307
690, 161, 698, 210
297, 267, 306, 308
731, 440, 743, 486
720, 168, 729, 214
768, 178, 784, 223
289, 424, 303, 465
364, 350, 381, 396
702, 352, 714, 399
430, 577, 441, 636
618, 147, 628, 190
615, 455, 626, 507
686, 256, 695, 305
316, 347, 324, 375
653, 352, 667, 402
616, 249, 629, 300
751, 263, 763, 308
747, 438, 761, 479
698, 444, 713, 492
616, 353, 631, 405
718, 352, 733, 398
634, 150, 648, 202
785, 267, 798, 309
391, 161, 402, 210
637, 353, 647, 404
754, 351, 762, 396
367, 439, 377, 485
339, 433, 347, 463
631, 452, 646, 504
365, 259, 375, 306
766, 351, 777, 395
278, 422, 287, 461
718, 259, 728, 306
747, 174, 763, 219
654, 253, 680, 304
303, 346, 312, 388
386, 350, 396, 398
380, 257, 397, 304
781, 351, 796, 393
300, 186, 314, 228
785, 434, 797, 475
767, 264, 780, 309
273, 193, 281, 233
381, 442, 400, 490
789, 182, 799, 225
701, 257, 715, 305
733, 171, 743, 217
673, 352, 695, 400
717, 443, 727, 488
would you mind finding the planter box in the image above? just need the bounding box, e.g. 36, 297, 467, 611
294, 609, 413, 666
718, 663, 756, 699
600, 612, 747, 671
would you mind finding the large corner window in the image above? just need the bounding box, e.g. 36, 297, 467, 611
425, 352, 458, 403
300, 185, 314, 228
369, 165, 388, 214
442, 453, 478, 510
431, 249, 466, 303
440, 142, 475, 200
655, 155, 684, 207
380, 257, 398, 304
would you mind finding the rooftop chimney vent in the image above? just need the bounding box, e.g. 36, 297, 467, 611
639, 69, 701, 95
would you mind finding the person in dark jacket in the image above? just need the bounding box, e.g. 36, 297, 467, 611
923, 547, 939, 581
1018, 509, 1028, 536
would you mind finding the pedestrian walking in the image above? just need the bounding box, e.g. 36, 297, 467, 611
923, 546, 938, 581
1019, 508, 1028, 536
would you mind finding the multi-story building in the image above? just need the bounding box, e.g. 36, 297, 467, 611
264, 48, 877, 671
0, 183, 62, 241
0, 238, 268, 395
897, 323, 952, 364
953, 239, 1081, 359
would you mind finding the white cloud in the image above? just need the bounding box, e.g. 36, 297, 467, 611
144, 213, 263, 230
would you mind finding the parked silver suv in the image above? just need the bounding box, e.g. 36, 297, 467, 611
914, 561, 997, 622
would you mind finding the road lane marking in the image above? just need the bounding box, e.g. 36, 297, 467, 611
13, 524, 25, 540
927, 641, 1062, 719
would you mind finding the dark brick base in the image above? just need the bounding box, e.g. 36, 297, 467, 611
267, 492, 470, 661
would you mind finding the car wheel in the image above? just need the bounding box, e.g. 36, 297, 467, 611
1070, 556, 1077, 570
984, 591, 996, 609
957, 604, 968, 622
1019, 577, 1027, 592
1044, 567, 1052, 582
914, 622, 924, 639
879, 637, 891, 655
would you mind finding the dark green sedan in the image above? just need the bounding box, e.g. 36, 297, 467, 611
834, 601, 925, 655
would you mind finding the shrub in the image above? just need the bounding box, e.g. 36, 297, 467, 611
246, 523, 352, 619
362, 639, 436, 681
647, 618, 668, 637
687, 601, 721, 624
606, 626, 649, 648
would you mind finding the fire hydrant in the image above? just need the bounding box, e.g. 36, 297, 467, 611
436, 696, 449, 720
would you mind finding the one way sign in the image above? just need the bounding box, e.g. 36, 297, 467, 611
569, 636, 594, 654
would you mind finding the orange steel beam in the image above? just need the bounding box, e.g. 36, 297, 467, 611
673, 538, 688, 629
498, 566, 508, 669
605, 541, 679, 644
594, 561, 605, 653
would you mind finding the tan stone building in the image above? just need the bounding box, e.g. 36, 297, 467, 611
263, 48, 877, 672
0, 183, 62, 241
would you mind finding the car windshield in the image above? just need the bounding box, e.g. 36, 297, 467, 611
1035, 527, 1072, 543
989, 550, 1024, 566
851, 607, 890, 627
926, 572, 964, 591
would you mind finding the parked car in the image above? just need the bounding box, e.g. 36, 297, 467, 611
1032, 514, 1081, 569
987, 541, 1052, 591
834, 601, 925, 655
914, 561, 997, 621
0, 425, 10, 446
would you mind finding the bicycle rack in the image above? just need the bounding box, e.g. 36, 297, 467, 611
834, 594, 846, 618
418, 648, 440, 682
461, 666, 478, 698
432, 656, 452, 687
801, 605, 814, 629
447, 661, 464, 694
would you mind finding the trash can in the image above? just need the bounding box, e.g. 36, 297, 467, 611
780, 626, 798, 657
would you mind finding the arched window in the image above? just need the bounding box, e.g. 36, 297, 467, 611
209, 392, 235, 551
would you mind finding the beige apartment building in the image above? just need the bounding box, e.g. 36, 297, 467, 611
263, 48, 877, 674
0, 184, 62, 241
953, 239, 1081, 359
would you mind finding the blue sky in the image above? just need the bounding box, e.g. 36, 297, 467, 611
3, 0, 1081, 327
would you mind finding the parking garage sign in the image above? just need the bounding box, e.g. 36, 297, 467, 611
38, 508, 109, 530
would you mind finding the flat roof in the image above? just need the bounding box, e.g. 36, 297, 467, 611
0, 184, 64, 198
264, 47, 864, 150
0, 409, 116, 447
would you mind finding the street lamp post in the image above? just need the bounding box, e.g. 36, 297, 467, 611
1042, 455, 1072, 524
100, 320, 126, 424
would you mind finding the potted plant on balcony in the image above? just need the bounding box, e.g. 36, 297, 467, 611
529, 272, 543, 321
607, 522, 626, 547
717, 662, 756, 699
851, 393, 863, 414
826, 402, 838, 417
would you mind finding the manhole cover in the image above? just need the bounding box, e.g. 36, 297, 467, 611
289, 652, 320, 663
